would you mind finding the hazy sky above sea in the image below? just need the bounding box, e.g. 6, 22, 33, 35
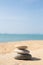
0, 0, 43, 34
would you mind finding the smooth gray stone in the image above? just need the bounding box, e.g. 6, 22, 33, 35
14, 49, 30, 54
15, 46, 27, 50
14, 53, 32, 60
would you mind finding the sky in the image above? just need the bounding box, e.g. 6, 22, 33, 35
0, 0, 43, 34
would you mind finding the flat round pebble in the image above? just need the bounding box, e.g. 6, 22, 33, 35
15, 46, 27, 50
14, 49, 30, 54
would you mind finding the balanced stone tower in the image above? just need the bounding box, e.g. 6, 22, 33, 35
14, 46, 32, 60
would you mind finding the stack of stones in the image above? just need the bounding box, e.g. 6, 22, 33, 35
14, 46, 32, 60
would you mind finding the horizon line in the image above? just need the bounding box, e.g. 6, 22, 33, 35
0, 33, 43, 35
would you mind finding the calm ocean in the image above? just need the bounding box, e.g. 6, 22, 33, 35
0, 34, 43, 42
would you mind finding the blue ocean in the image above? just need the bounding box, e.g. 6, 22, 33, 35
0, 34, 43, 42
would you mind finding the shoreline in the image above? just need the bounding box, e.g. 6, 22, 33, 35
0, 40, 43, 43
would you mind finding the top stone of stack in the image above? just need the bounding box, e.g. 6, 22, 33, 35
15, 45, 27, 50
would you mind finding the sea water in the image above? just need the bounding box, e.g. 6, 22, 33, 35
0, 34, 43, 42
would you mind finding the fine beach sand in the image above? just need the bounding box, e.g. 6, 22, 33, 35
0, 40, 43, 65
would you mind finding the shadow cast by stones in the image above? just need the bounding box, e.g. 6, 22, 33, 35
30, 57, 41, 61
21, 57, 41, 61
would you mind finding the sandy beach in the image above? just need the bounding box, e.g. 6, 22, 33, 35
0, 40, 43, 65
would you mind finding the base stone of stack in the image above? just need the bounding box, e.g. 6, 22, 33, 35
14, 53, 32, 60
